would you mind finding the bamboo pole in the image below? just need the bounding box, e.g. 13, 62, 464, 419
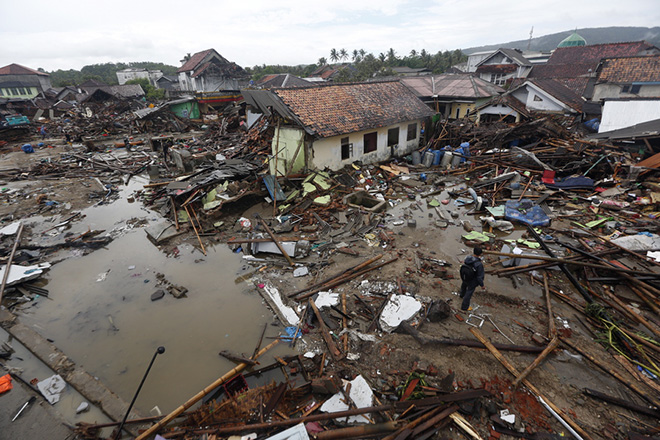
485, 251, 660, 277
309, 299, 343, 361
315, 421, 400, 439
184, 205, 206, 255
288, 253, 384, 298
256, 214, 294, 266
170, 197, 179, 230
135, 339, 280, 440
294, 257, 398, 300
0, 223, 23, 304
469, 328, 594, 440
543, 272, 557, 338
512, 336, 559, 388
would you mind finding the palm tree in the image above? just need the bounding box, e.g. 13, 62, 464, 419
352, 49, 359, 62
339, 48, 348, 62
330, 48, 339, 63
378, 53, 386, 62
318, 57, 327, 66
409, 49, 417, 58
359, 49, 366, 59
387, 48, 397, 65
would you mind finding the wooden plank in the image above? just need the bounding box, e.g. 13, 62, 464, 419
309, 299, 343, 361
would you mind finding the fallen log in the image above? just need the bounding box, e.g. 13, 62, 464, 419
583, 388, 660, 418
400, 322, 544, 353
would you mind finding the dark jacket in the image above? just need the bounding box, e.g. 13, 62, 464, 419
464, 255, 484, 287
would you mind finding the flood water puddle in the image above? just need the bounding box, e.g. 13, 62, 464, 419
15, 177, 293, 415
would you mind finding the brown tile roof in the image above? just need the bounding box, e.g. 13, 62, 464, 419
553, 77, 591, 96
0, 63, 49, 76
546, 41, 657, 65
529, 63, 595, 79
274, 81, 435, 138
178, 49, 229, 73
597, 55, 660, 83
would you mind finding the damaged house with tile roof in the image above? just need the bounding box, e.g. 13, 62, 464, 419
177, 49, 250, 92
592, 55, 660, 134
475, 77, 585, 124
400, 74, 504, 119
242, 81, 435, 173
474, 48, 533, 86
526, 41, 660, 100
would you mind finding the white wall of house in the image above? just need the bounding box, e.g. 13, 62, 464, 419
593, 83, 660, 102
477, 104, 521, 123
599, 100, 660, 133
466, 51, 493, 73
511, 85, 566, 112
178, 73, 241, 92
309, 120, 423, 171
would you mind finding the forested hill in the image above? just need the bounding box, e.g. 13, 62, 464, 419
463, 26, 660, 54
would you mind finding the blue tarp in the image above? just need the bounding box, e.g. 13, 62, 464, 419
505, 199, 550, 227
544, 176, 594, 190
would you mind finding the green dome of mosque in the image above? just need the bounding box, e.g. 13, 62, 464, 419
558, 31, 587, 48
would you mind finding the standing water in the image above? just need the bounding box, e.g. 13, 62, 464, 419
16, 176, 293, 415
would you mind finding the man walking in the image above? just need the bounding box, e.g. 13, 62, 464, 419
459, 246, 485, 312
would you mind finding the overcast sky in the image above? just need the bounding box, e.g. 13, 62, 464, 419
2, 0, 658, 72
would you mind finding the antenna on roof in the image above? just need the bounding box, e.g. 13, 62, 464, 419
527, 26, 534, 50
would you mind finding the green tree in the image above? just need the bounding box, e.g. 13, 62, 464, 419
126, 78, 165, 101
318, 57, 327, 66
330, 48, 339, 63
339, 48, 348, 61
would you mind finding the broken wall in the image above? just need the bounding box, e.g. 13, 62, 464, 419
270, 126, 306, 176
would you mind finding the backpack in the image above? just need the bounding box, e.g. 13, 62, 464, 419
460, 262, 477, 282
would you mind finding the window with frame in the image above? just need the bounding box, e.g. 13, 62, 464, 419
407, 123, 417, 141
387, 127, 399, 147
363, 132, 377, 154
10, 88, 18, 95
455, 108, 461, 119
341, 137, 352, 160
490, 73, 505, 85
0, 89, 3, 96
622, 84, 642, 94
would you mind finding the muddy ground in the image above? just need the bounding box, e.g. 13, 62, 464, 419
0, 136, 657, 440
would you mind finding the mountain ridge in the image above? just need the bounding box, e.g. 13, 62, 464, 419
463, 26, 660, 54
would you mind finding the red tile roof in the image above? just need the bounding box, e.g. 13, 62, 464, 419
546, 41, 657, 65
0, 63, 49, 76
274, 81, 435, 138
597, 55, 660, 83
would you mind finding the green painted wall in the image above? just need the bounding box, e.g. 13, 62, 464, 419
270, 126, 306, 176
169, 101, 200, 119
0, 86, 38, 99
